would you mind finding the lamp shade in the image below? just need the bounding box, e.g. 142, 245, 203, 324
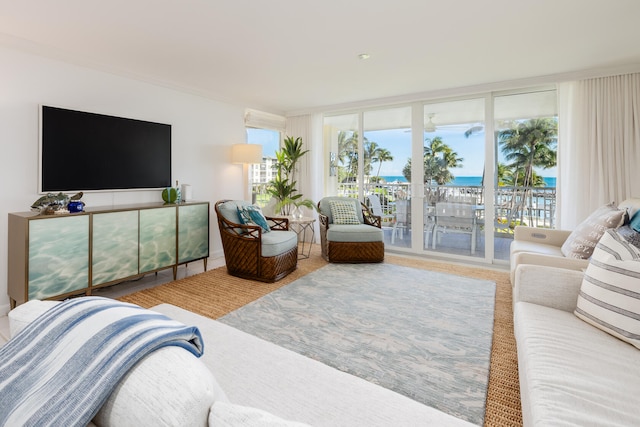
231, 144, 262, 164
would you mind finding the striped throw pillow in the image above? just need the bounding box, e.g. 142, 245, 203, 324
575, 229, 640, 349
329, 200, 360, 225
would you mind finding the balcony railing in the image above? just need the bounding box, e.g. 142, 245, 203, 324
251, 181, 557, 231
342, 182, 557, 231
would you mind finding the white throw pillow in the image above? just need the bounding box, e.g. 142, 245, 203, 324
561, 202, 626, 259
94, 346, 228, 427
575, 229, 640, 349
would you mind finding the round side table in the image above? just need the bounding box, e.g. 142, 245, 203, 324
288, 217, 316, 259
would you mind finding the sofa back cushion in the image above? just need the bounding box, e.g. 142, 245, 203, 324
574, 229, 640, 349
560, 202, 626, 259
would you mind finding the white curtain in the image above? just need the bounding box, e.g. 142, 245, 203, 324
557, 73, 640, 229
285, 114, 324, 219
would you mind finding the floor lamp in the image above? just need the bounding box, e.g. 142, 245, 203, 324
231, 144, 263, 202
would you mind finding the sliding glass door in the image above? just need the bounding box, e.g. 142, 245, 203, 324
421, 98, 486, 258
322, 87, 557, 264
493, 90, 558, 260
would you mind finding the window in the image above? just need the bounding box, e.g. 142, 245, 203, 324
246, 127, 280, 206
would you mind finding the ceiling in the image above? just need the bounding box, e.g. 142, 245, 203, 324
2, 0, 640, 115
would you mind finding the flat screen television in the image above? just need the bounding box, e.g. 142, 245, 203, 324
39, 105, 172, 192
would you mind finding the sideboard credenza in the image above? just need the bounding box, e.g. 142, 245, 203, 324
8, 201, 209, 308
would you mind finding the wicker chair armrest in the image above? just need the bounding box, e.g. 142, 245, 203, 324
266, 216, 289, 231
318, 212, 329, 229
361, 203, 382, 228
219, 216, 262, 239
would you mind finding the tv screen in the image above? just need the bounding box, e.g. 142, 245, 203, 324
40, 105, 172, 192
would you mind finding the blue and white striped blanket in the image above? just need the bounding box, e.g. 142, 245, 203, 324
0, 297, 204, 427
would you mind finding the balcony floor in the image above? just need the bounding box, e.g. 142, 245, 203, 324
382, 227, 512, 261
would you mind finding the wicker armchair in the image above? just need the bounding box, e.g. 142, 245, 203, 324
215, 200, 298, 282
317, 196, 384, 263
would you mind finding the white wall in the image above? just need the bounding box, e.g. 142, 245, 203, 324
0, 46, 247, 314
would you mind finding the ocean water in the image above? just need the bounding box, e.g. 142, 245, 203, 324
381, 176, 556, 187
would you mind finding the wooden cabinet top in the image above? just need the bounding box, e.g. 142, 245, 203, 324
10, 201, 209, 219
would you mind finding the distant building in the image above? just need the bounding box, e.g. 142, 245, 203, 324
251, 156, 277, 184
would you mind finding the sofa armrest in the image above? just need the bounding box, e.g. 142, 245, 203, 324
510, 252, 589, 285
513, 265, 584, 312
513, 226, 572, 247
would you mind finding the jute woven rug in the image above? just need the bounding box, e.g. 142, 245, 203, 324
118, 245, 522, 427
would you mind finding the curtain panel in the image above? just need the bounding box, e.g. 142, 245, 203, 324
558, 73, 640, 229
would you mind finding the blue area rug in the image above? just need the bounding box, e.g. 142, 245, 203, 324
220, 263, 496, 425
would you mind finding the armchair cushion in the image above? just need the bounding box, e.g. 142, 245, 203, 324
327, 224, 384, 243
560, 202, 626, 259
261, 230, 298, 257
217, 200, 249, 224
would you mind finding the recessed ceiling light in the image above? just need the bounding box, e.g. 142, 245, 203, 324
358, 53, 370, 60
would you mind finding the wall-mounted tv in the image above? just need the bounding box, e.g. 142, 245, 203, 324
39, 105, 172, 192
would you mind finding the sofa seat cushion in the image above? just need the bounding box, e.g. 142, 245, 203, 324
261, 230, 298, 257
327, 224, 383, 243
514, 301, 640, 426
510, 239, 565, 257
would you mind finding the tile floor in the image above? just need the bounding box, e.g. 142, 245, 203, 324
0, 258, 223, 347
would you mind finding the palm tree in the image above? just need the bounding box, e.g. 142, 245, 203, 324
498, 118, 557, 225
337, 131, 358, 182
424, 137, 464, 185
498, 118, 557, 187
372, 146, 393, 180
402, 137, 463, 185
338, 132, 388, 183
362, 140, 380, 179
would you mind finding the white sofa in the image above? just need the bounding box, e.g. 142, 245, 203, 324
509, 198, 640, 284
513, 265, 640, 426
8, 300, 473, 427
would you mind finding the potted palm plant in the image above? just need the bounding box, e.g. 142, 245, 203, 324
267, 136, 315, 217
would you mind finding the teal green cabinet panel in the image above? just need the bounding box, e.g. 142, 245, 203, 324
139, 207, 177, 273
28, 215, 89, 300
178, 203, 209, 264
92, 211, 139, 286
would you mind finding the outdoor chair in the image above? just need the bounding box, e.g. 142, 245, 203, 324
317, 196, 384, 263
432, 202, 478, 254
391, 200, 437, 247
391, 199, 409, 244
215, 200, 298, 282
367, 194, 394, 225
